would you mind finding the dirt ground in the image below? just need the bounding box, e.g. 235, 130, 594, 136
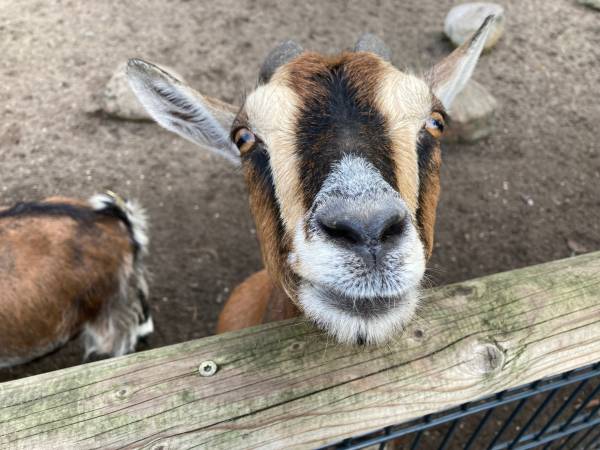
0, 0, 598, 384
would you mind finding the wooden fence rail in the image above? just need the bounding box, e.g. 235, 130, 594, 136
1, 252, 600, 449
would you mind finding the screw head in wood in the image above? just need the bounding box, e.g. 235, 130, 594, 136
199, 360, 218, 377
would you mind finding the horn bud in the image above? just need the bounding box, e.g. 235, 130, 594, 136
259, 40, 303, 83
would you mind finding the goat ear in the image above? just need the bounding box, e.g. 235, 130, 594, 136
427, 15, 496, 110
127, 59, 240, 165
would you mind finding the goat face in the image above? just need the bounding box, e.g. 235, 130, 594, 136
128, 17, 495, 345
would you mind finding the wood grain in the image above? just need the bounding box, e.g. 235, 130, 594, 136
1, 252, 599, 449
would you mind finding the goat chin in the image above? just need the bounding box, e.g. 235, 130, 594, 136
298, 282, 421, 346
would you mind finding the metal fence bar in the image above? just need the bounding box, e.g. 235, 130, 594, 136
568, 429, 593, 449
585, 427, 600, 449
508, 385, 562, 448
409, 415, 430, 450
493, 414, 590, 450
568, 400, 600, 449
563, 382, 600, 428
586, 400, 600, 422
487, 396, 530, 450
566, 424, 600, 449
437, 418, 459, 450
333, 409, 600, 450
538, 378, 590, 447
409, 429, 424, 450
325, 364, 600, 450
464, 406, 495, 450
514, 415, 600, 450
378, 427, 392, 450
560, 382, 600, 448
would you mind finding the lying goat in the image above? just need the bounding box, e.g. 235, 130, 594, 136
128, 17, 495, 345
0, 192, 152, 368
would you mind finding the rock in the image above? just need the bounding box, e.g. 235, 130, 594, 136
444, 3, 505, 51
566, 239, 588, 255
444, 80, 497, 143
520, 194, 534, 207
578, 0, 600, 11
101, 62, 152, 121
354, 33, 392, 61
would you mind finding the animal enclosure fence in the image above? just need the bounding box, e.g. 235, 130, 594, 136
323, 363, 600, 449
0, 252, 599, 449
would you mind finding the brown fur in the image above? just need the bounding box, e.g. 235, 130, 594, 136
217, 270, 273, 333
222, 53, 440, 332
242, 156, 295, 301
240, 54, 396, 301
217, 17, 494, 332
0, 196, 140, 365
283, 52, 386, 106
417, 146, 442, 258
216, 269, 299, 333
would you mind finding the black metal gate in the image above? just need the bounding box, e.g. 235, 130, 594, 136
322, 363, 600, 450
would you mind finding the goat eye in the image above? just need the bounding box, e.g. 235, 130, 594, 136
425, 112, 445, 138
234, 127, 257, 154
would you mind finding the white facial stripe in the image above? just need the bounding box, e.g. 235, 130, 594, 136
244, 79, 305, 235
375, 66, 433, 215
316, 155, 394, 199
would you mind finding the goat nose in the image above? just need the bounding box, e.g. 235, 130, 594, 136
316, 207, 407, 266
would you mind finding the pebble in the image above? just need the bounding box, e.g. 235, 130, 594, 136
444, 80, 498, 143
444, 3, 505, 50
520, 194, 534, 206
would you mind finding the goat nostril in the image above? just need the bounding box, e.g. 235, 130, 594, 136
317, 210, 407, 248
318, 219, 362, 245
380, 215, 405, 242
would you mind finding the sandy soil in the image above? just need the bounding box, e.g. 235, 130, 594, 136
1, 0, 599, 383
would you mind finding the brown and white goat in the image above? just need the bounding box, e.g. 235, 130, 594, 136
0, 193, 152, 368
128, 17, 495, 345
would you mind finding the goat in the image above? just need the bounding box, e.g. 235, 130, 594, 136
0, 192, 152, 368
128, 17, 495, 345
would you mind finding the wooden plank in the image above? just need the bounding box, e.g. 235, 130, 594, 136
1, 252, 599, 449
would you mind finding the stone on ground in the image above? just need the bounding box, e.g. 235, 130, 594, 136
445, 79, 498, 143
444, 3, 505, 50
578, 0, 600, 11
101, 62, 152, 121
